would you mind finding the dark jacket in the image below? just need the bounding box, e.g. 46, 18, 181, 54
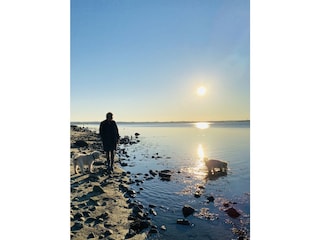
99, 120, 120, 150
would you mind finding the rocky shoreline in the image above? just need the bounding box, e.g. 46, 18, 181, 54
70, 126, 148, 240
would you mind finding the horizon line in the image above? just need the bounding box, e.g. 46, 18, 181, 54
71, 119, 250, 124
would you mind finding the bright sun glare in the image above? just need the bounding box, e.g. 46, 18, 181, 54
195, 122, 210, 129
197, 86, 206, 96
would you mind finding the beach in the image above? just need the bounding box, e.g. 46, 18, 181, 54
70, 126, 147, 240
70, 122, 250, 239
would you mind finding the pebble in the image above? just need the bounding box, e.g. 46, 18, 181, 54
160, 225, 167, 231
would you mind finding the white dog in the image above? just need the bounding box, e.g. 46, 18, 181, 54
204, 157, 228, 174
73, 151, 101, 174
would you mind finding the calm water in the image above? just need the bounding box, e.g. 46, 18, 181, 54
75, 121, 250, 239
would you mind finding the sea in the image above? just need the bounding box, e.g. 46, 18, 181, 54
72, 121, 250, 240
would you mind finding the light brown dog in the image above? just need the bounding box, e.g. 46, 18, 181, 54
204, 157, 228, 174
73, 151, 101, 174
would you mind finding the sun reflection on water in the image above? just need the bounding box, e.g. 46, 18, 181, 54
195, 122, 210, 129
181, 144, 207, 181
197, 144, 205, 160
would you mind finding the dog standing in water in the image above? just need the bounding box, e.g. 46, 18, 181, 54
204, 157, 228, 174
73, 151, 101, 174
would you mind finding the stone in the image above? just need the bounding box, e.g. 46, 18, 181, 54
73, 212, 83, 221
87, 232, 95, 238
84, 217, 96, 224
207, 195, 215, 202
149, 227, 158, 234
87, 198, 97, 206
223, 202, 230, 208
93, 185, 105, 193
104, 229, 113, 236
176, 218, 191, 225
225, 207, 241, 218
87, 174, 100, 182
160, 225, 167, 231
149, 170, 157, 177
130, 219, 151, 232
74, 140, 88, 147
71, 222, 83, 231
194, 192, 201, 198
149, 208, 157, 216
182, 205, 195, 217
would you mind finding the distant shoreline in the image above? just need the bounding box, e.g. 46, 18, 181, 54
71, 120, 250, 125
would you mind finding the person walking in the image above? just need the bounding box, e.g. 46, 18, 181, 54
99, 112, 120, 172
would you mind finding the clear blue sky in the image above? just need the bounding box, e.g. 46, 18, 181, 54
71, 0, 250, 122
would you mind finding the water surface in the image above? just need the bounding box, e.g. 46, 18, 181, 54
76, 121, 250, 239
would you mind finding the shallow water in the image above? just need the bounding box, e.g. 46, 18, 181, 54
78, 121, 250, 239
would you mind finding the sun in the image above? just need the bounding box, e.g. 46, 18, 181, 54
197, 86, 206, 96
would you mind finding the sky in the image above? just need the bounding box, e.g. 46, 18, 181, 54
71, 0, 250, 122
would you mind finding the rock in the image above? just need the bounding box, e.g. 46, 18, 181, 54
74, 140, 88, 147
126, 189, 137, 198
132, 205, 143, 215
88, 206, 96, 212
194, 192, 201, 198
223, 202, 230, 208
149, 226, 159, 234
130, 219, 151, 233
119, 183, 128, 190
73, 212, 83, 221
149, 170, 157, 177
87, 198, 97, 206
225, 207, 241, 218
176, 218, 191, 225
149, 208, 157, 216
98, 212, 109, 219
160, 225, 167, 231
84, 217, 96, 224
87, 174, 100, 182
120, 136, 130, 144
182, 205, 195, 217
82, 211, 90, 217
71, 222, 83, 231
159, 170, 172, 181
207, 195, 215, 202
95, 218, 104, 225
104, 229, 113, 236
93, 185, 105, 193
126, 229, 137, 238
87, 232, 95, 238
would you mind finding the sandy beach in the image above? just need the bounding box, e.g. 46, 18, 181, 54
70, 126, 146, 240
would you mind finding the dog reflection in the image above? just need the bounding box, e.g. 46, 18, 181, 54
206, 170, 227, 180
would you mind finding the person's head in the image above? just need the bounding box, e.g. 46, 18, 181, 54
106, 112, 113, 120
